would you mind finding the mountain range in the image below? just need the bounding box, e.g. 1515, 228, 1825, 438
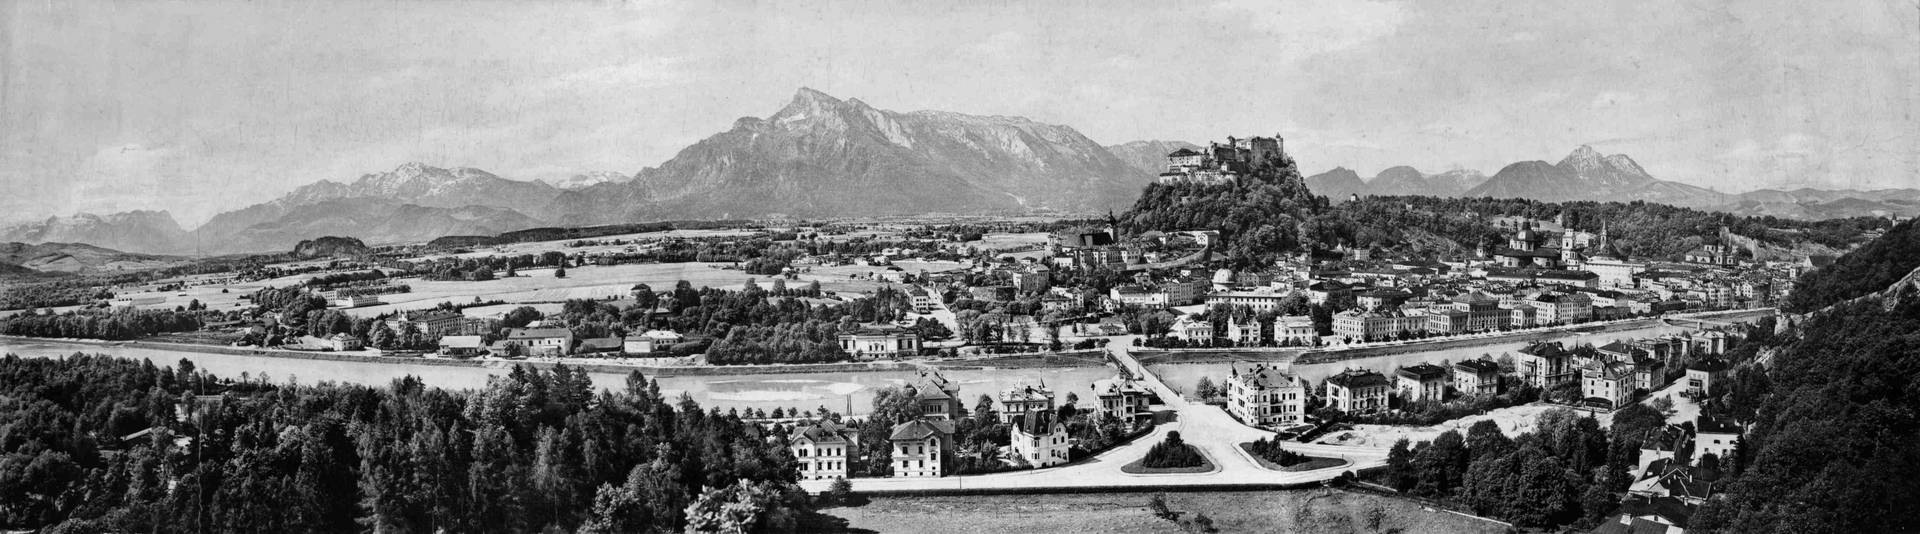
0, 242, 185, 276
6, 89, 1915, 257
540, 88, 1149, 225
1302, 145, 1920, 219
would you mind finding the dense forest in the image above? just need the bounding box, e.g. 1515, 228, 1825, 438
0, 355, 843, 533
0, 308, 203, 340
1379, 409, 1640, 529
1781, 217, 1920, 312
1686, 276, 1920, 530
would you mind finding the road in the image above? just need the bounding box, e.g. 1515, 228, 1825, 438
800, 335, 1389, 494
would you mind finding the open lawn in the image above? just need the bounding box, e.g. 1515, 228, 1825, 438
825, 489, 1509, 534
1312, 402, 1612, 448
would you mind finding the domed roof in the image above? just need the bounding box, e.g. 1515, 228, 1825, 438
1212, 268, 1236, 284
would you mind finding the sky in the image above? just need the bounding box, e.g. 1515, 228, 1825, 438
2, 0, 1916, 227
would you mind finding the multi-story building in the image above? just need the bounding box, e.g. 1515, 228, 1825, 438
1168, 315, 1213, 342
1684, 358, 1730, 396
1226, 317, 1264, 346
1093, 377, 1153, 423
1009, 412, 1070, 468
1108, 285, 1169, 309
1205, 288, 1295, 312
1226, 363, 1308, 427
1275, 315, 1318, 345
909, 286, 937, 314
1012, 268, 1052, 295
1452, 359, 1502, 397
888, 419, 954, 478
838, 325, 921, 359
906, 369, 963, 420
1531, 292, 1593, 324
505, 327, 574, 356
1326, 369, 1391, 413
1394, 364, 1450, 404
1583, 361, 1637, 410
1332, 310, 1430, 342
790, 420, 859, 481
998, 383, 1056, 423
1515, 342, 1576, 388
1696, 415, 1741, 461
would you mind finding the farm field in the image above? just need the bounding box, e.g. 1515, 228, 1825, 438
342, 262, 902, 318
826, 489, 1507, 534
419, 228, 764, 261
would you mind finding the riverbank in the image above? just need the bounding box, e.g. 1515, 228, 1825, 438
1135, 308, 1775, 367
0, 335, 1109, 377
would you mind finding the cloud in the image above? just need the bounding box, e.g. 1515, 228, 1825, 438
1213, 0, 1407, 60
964, 31, 1028, 62
1590, 91, 1638, 109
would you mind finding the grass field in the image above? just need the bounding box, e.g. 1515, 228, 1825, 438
826, 489, 1509, 534
343, 262, 906, 318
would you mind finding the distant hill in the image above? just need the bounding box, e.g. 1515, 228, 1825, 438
1310, 145, 1910, 220
207, 198, 544, 254
541, 88, 1152, 225
542, 171, 633, 190
292, 236, 372, 260
0, 211, 190, 255
1305, 167, 1369, 201
1119, 141, 1324, 267
1107, 140, 1201, 176
0, 242, 185, 274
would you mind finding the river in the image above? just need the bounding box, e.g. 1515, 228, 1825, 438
0, 339, 1118, 417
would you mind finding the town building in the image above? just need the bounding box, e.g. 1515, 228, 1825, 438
1009, 412, 1069, 468
888, 419, 954, 478
1696, 415, 1741, 461
1225, 363, 1307, 427
334, 294, 382, 308
837, 325, 921, 359
1274, 315, 1318, 345
1226, 317, 1264, 346
505, 327, 573, 356
1531, 292, 1594, 324
1109, 285, 1169, 309
324, 333, 363, 352
1169, 315, 1213, 342
1452, 359, 1502, 397
1155, 135, 1288, 185
906, 369, 964, 419
1515, 342, 1577, 388
1332, 310, 1429, 342
998, 383, 1056, 423
909, 286, 937, 314
790, 420, 859, 481
1325, 369, 1391, 413
1092, 377, 1153, 423
1685, 358, 1730, 396
437, 335, 485, 357
1583, 361, 1638, 410
1205, 288, 1295, 312
1394, 364, 1450, 404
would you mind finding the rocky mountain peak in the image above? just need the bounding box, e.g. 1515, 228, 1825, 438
1558, 145, 1605, 172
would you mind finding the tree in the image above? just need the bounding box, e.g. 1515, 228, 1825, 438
1194, 377, 1219, 400
554, 264, 568, 278
1385, 438, 1417, 491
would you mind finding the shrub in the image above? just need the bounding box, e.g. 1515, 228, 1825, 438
1142, 431, 1205, 468
1246, 436, 1304, 466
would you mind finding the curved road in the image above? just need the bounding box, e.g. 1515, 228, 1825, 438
800, 336, 1388, 494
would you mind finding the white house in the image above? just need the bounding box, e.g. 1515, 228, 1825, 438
1009, 412, 1069, 468
1226, 363, 1307, 427
791, 420, 859, 481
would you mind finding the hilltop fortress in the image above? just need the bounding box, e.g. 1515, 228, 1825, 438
1156, 134, 1289, 185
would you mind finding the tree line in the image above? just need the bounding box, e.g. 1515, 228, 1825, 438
0, 355, 848, 533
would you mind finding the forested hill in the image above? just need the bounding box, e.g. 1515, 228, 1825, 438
1690, 288, 1920, 531
1782, 217, 1920, 312
1343, 196, 1889, 261
1118, 157, 1335, 267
